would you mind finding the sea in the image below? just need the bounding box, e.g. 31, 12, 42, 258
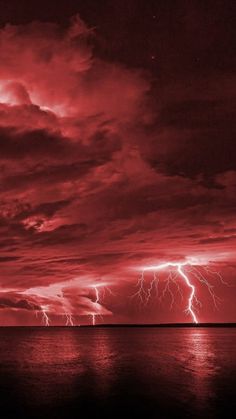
0, 327, 235, 418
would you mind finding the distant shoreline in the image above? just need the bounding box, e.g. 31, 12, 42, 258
1, 323, 236, 328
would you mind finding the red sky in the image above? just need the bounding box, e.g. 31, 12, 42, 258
0, 1, 235, 325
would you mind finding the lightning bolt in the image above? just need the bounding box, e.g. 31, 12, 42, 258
65, 313, 74, 326
89, 284, 115, 325
177, 264, 198, 323
59, 290, 74, 326
91, 286, 100, 326
132, 261, 227, 323
91, 313, 96, 326
41, 305, 50, 326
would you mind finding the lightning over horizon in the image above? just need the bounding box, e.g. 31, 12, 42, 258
65, 313, 74, 326
132, 260, 228, 324
0, 257, 229, 326
91, 285, 102, 326
41, 305, 50, 326
0, 3, 234, 327
0, 2, 234, 418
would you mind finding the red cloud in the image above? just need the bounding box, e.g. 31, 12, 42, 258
0, 15, 235, 324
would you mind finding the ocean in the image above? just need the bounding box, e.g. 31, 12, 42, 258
0, 327, 235, 418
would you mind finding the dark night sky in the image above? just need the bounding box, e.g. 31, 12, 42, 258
1, 1, 235, 73
0, 0, 235, 325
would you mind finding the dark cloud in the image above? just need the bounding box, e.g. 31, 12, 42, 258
0, 7, 234, 324
0, 256, 20, 262
146, 99, 236, 180
198, 235, 236, 245
0, 126, 70, 159
0, 297, 41, 311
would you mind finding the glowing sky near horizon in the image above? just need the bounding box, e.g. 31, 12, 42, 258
0, 2, 235, 325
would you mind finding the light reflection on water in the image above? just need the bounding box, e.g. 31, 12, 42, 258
0, 327, 235, 418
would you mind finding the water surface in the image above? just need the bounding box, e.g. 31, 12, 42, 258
0, 327, 235, 418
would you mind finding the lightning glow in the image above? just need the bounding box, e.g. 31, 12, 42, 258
41, 305, 50, 326
91, 286, 100, 326
177, 264, 198, 323
65, 313, 74, 326
132, 260, 227, 323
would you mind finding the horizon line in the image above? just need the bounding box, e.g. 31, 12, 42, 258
0, 322, 236, 328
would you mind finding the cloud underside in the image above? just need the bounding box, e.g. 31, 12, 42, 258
0, 16, 235, 323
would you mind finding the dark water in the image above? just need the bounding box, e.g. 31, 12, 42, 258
0, 327, 235, 418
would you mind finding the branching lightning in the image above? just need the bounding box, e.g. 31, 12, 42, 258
41, 305, 50, 326
177, 264, 197, 323
132, 261, 227, 323
20, 285, 75, 326
91, 286, 100, 326
15, 275, 116, 326
65, 313, 74, 326
59, 290, 74, 326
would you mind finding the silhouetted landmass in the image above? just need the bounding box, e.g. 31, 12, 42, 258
78, 323, 236, 328
2, 323, 236, 328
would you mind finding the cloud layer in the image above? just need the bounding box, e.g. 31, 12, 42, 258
0, 16, 235, 324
